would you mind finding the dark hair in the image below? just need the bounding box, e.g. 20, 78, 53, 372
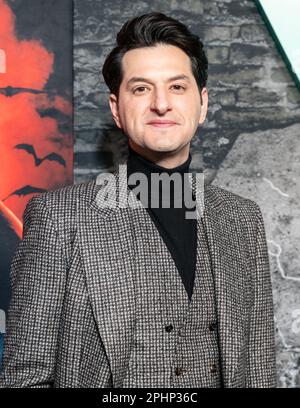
102, 12, 208, 96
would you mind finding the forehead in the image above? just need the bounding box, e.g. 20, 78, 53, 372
121, 44, 193, 80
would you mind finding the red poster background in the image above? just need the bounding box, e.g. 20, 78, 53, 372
0, 0, 73, 321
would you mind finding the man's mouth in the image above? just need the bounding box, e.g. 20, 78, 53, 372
147, 120, 178, 128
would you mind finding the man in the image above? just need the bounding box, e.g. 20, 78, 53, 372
0, 12, 276, 388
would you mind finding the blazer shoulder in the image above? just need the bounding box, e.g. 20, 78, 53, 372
40, 179, 97, 206
206, 182, 261, 216
23, 179, 99, 230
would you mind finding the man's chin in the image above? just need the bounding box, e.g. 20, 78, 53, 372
146, 145, 180, 154
144, 139, 183, 154
129, 137, 185, 156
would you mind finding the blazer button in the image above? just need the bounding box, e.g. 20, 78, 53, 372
175, 367, 184, 376
210, 363, 217, 373
209, 322, 217, 331
165, 324, 174, 333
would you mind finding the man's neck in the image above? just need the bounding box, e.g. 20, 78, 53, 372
127, 141, 190, 169
126, 143, 193, 209
127, 144, 192, 175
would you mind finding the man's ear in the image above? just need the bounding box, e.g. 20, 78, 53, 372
109, 93, 122, 128
198, 87, 208, 125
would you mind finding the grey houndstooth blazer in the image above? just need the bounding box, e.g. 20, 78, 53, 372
0, 165, 277, 388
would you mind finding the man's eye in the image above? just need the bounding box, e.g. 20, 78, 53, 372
133, 86, 148, 94
171, 84, 185, 91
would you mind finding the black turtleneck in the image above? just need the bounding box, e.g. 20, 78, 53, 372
126, 145, 197, 301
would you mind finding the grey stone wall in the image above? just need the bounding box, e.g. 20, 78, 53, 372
74, 0, 300, 387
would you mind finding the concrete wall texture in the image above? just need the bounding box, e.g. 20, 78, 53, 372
73, 0, 300, 387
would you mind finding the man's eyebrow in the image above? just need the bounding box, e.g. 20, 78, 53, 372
126, 74, 191, 86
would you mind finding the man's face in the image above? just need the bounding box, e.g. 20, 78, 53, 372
109, 44, 208, 157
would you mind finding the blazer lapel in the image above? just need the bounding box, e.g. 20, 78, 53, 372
77, 168, 141, 388
201, 185, 248, 387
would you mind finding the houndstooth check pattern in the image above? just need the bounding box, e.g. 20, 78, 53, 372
0, 165, 277, 388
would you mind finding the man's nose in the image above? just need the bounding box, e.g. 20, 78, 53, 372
150, 89, 171, 114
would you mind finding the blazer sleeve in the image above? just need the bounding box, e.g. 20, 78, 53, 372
0, 195, 67, 388
245, 202, 277, 387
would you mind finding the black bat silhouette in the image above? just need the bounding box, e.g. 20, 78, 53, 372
14, 144, 66, 167
2, 185, 47, 202
0, 86, 48, 97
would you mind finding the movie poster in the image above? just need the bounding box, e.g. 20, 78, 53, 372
0, 0, 73, 365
